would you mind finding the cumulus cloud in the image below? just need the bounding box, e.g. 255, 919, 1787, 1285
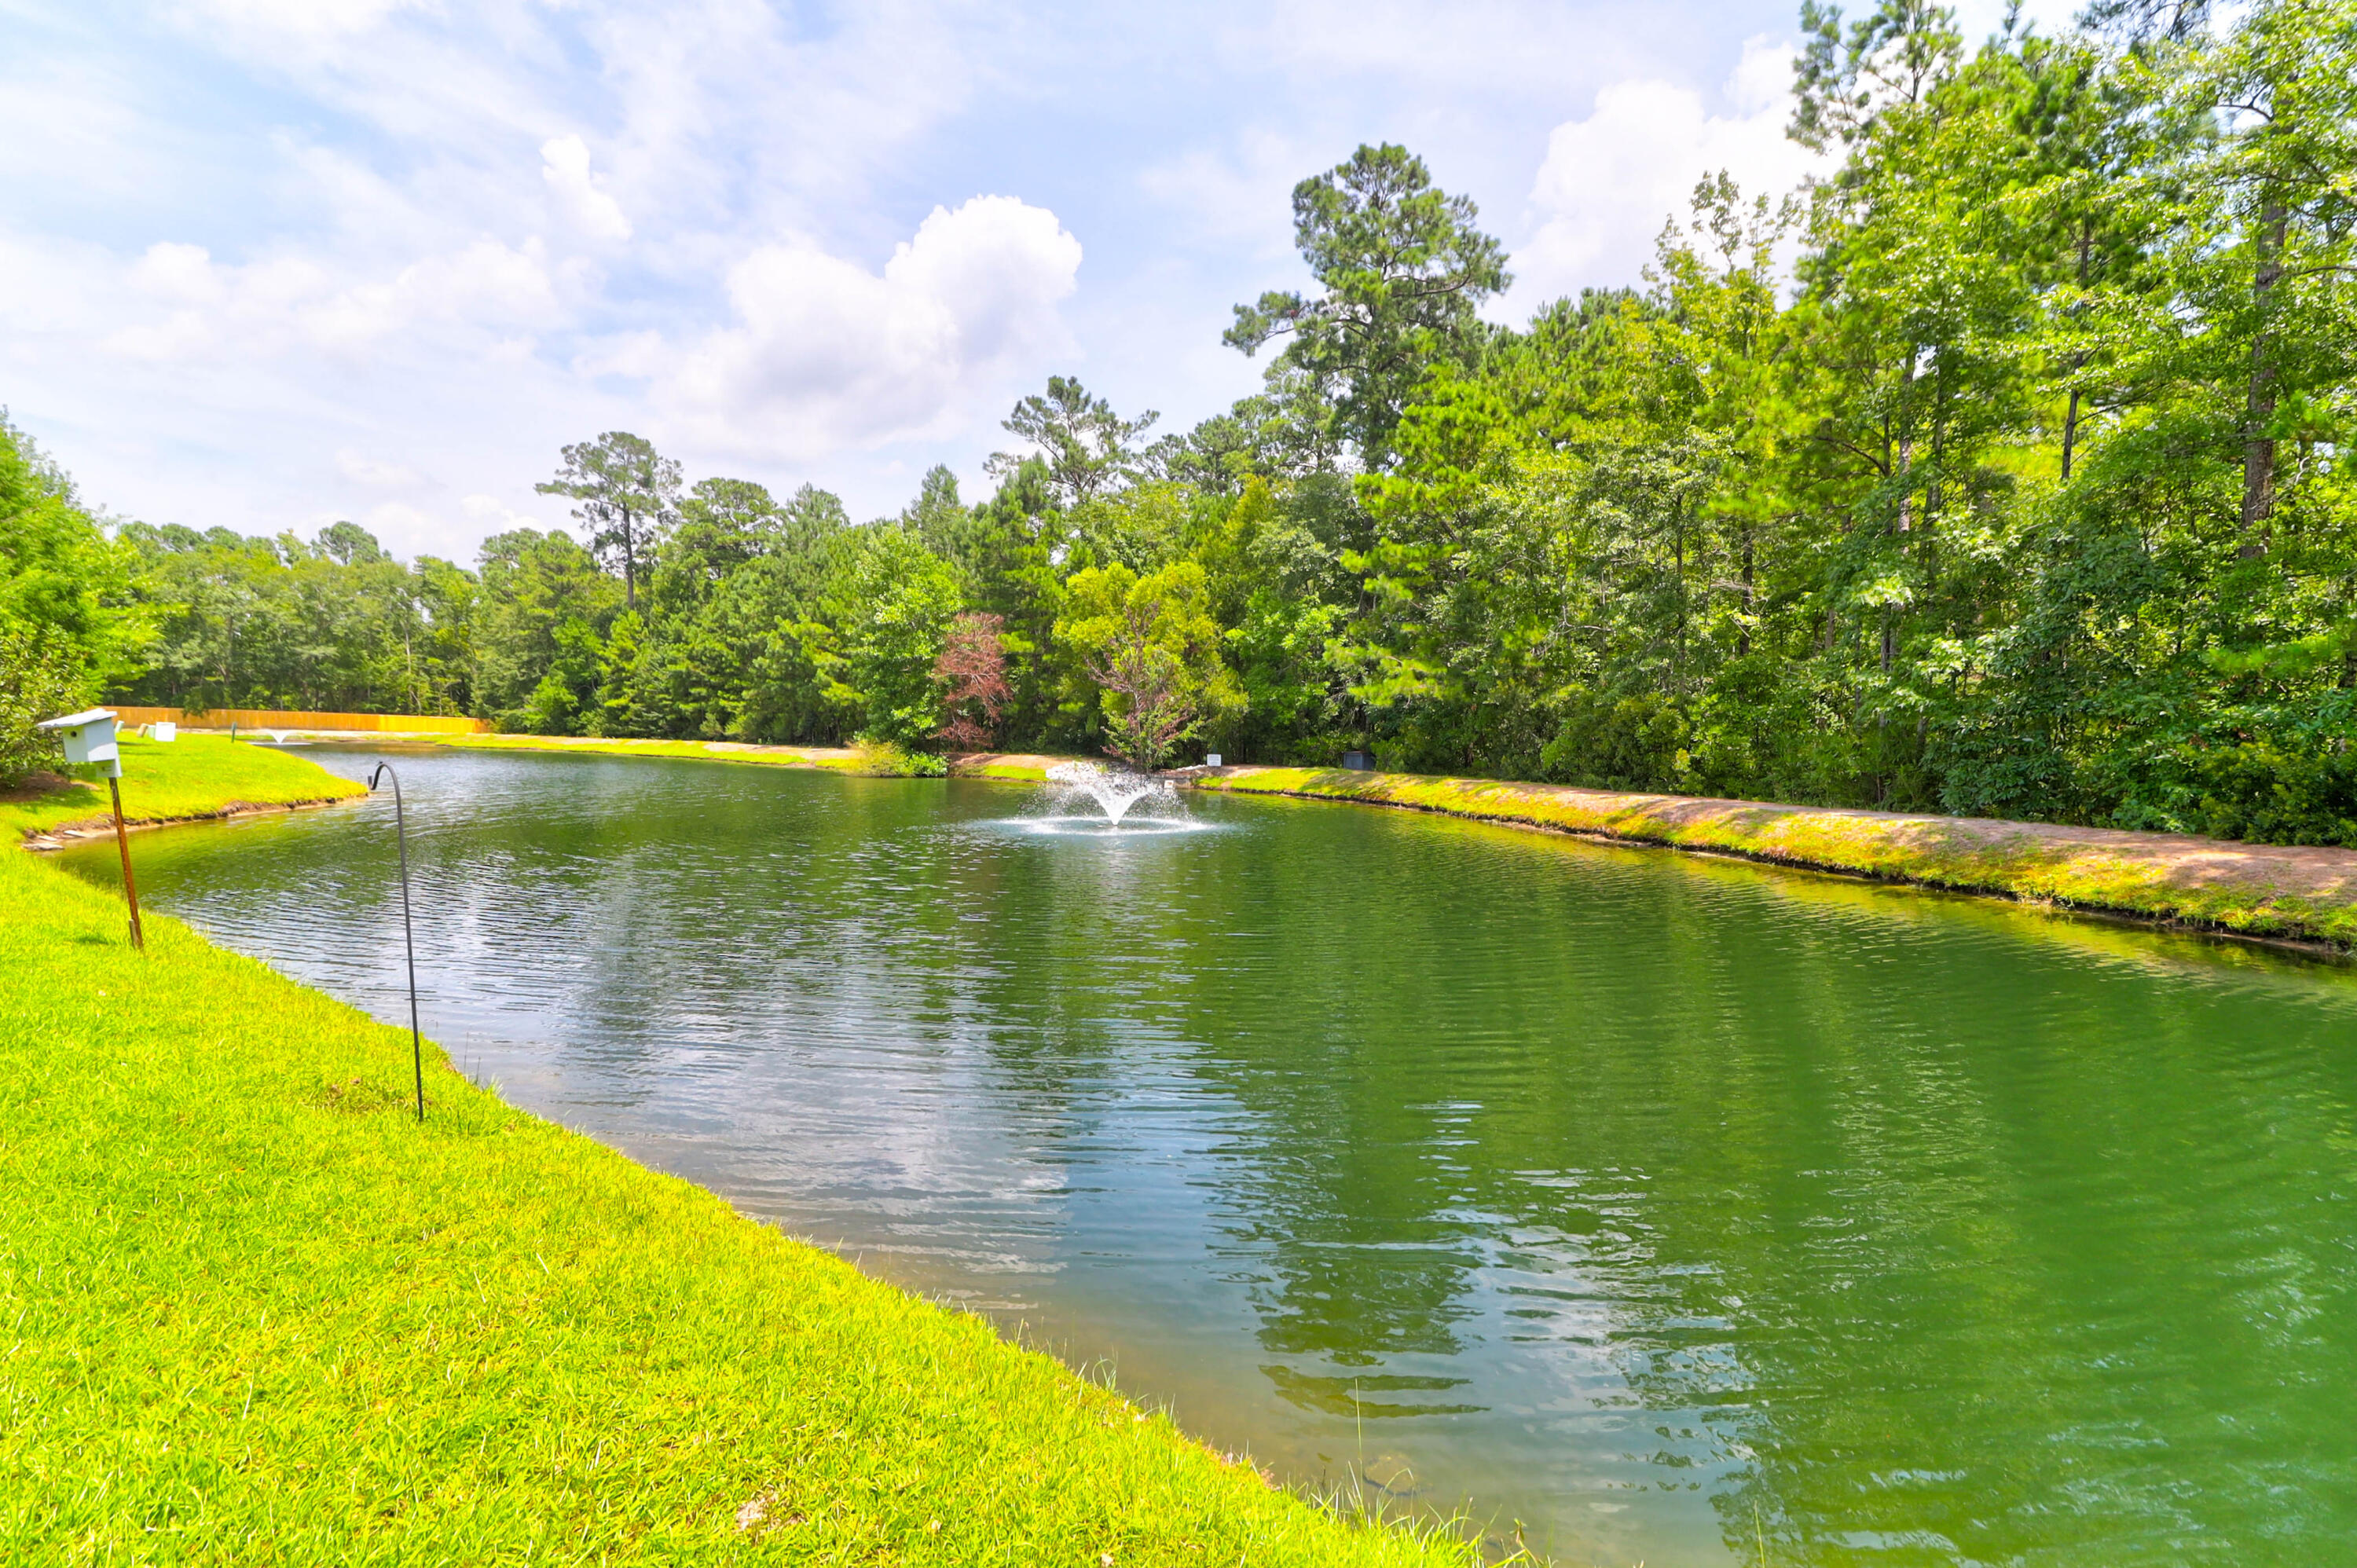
98, 236, 563, 361
1509, 37, 1833, 307
653, 196, 1083, 460
541, 135, 632, 243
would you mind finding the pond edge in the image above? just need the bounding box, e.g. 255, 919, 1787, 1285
1179, 766, 2357, 958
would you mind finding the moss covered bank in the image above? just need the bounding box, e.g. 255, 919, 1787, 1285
1186, 766, 2357, 951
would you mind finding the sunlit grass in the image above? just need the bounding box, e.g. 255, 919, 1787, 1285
2, 733, 366, 841
442, 732, 1076, 782
440, 732, 868, 771
1, 750, 1475, 1564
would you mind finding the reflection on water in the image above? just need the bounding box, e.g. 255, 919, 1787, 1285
59, 748, 2357, 1566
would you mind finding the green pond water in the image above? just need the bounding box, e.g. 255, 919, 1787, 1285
58, 746, 2357, 1566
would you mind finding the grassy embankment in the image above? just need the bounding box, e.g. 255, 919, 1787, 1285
1191, 766, 2357, 949
438, 733, 862, 770
438, 731, 1069, 782
2, 732, 366, 842
1, 744, 1472, 1564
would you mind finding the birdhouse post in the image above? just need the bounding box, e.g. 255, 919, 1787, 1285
38, 709, 144, 951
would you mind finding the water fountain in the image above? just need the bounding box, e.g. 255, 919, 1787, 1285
1013, 760, 1204, 837
1047, 760, 1171, 825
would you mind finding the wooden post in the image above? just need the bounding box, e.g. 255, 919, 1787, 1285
108, 774, 145, 951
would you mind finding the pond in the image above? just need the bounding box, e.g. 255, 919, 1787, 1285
58, 746, 2357, 1566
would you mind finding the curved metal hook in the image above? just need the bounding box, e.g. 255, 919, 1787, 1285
367, 760, 424, 1123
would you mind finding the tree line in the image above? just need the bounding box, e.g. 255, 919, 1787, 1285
6, 0, 2355, 841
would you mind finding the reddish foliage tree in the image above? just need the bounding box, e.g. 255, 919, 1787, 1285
933, 611, 1010, 751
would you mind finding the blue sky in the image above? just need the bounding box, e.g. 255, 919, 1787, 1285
1, 0, 2069, 562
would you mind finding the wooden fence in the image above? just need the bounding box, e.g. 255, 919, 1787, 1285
110, 706, 489, 735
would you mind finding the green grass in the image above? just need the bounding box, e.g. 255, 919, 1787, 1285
440, 733, 871, 772
3, 735, 368, 841
441, 734, 1079, 782
0, 752, 1475, 1565
1194, 766, 2357, 949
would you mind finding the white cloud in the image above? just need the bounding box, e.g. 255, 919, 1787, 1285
357, 500, 434, 538
337, 450, 423, 489
462, 493, 543, 529
1233, 0, 1663, 93
1509, 37, 1834, 307
541, 134, 633, 243
1138, 131, 1314, 260
194, 0, 423, 39
307, 236, 564, 348
97, 235, 562, 361
654, 196, 1083, 460
128, 240, 225, 304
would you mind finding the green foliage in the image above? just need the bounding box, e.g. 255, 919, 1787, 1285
474, 528, 618, 731
1226, 145, 1510, 466
851, 736, 951, 777
0, 414, 151, 692
1057, 559, 1243, 768
985, 377, 1159, 507
534, 430, 681, 610
0, 625, 91, 787
838, 526, 963, 748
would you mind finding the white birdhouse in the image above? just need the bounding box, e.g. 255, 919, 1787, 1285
38, 709, 123, 778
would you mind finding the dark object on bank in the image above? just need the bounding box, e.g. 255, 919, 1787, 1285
1342, 750, 1375, 771
365, 761, 426, 1123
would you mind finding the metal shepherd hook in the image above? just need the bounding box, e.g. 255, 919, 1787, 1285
366, 761, 425, 1123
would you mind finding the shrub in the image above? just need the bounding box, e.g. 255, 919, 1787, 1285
0, 625, 93, 788
851, 737, 948, 778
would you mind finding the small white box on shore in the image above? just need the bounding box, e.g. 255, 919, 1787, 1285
1205, 753, 1222, 768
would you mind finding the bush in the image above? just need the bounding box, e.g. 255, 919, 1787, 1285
0, 625, 94, 788
851, 737, 948, 777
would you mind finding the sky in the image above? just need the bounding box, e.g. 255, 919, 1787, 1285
0, 0, 2076, 562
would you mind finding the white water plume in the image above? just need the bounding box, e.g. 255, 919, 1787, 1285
1045, 760, 1175, 826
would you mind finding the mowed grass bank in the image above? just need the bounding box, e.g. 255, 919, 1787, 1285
438, 732, 863, 771
0, 766, 1472, 1564
440, 733, 1076, 783
1190, 766, 2357, 949
3, 733, 366, 841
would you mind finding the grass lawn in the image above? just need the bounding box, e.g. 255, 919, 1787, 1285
439, 735, 1076, 783
2, 734, 367, 841
0, 748, 1473, 1565
438, 733, 865, 770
